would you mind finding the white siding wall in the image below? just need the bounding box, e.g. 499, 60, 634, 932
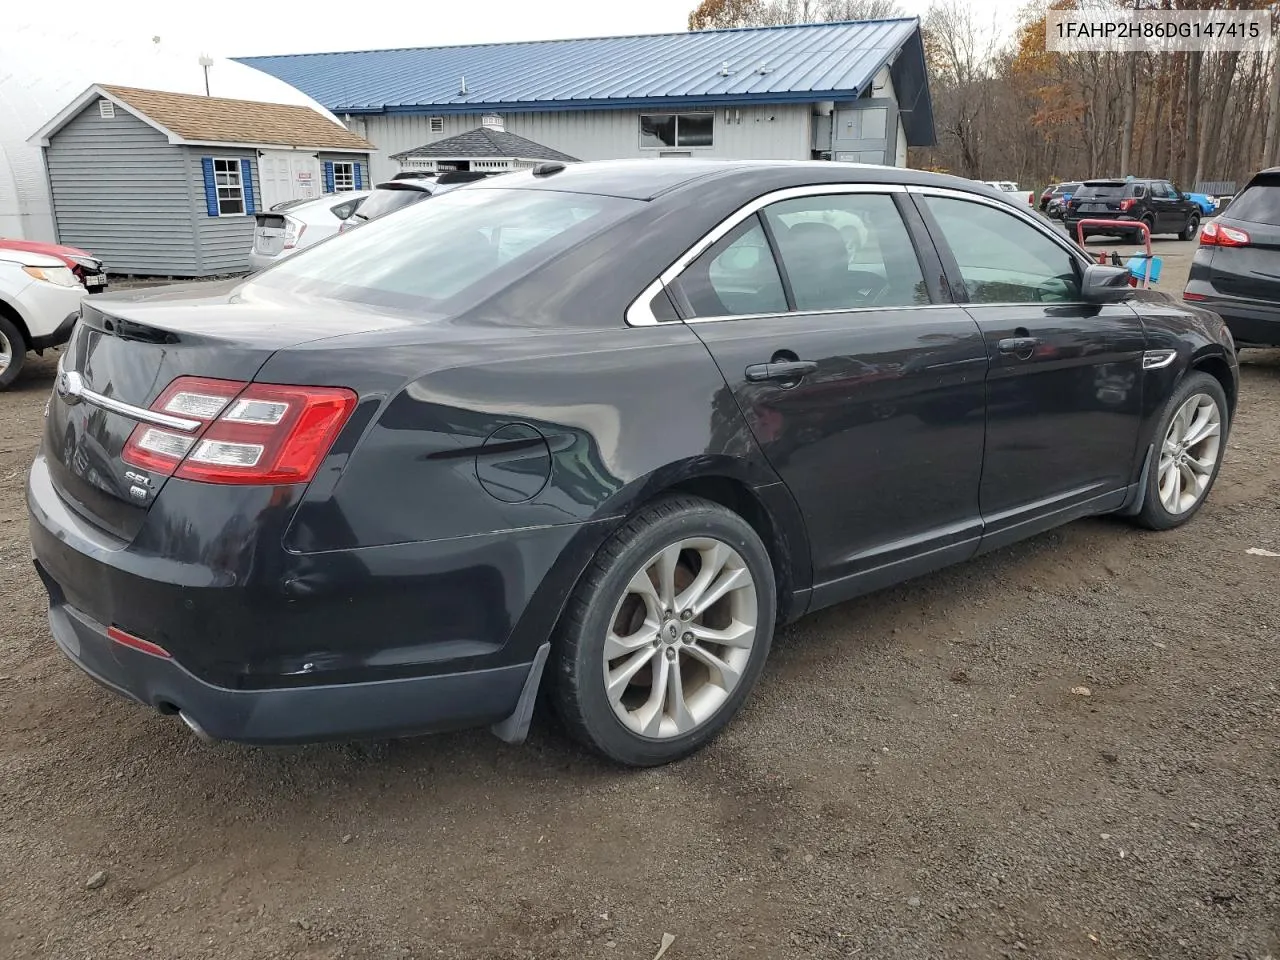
353, 104, 814, 183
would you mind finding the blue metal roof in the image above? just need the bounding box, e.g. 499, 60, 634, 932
237, 19, 935, 145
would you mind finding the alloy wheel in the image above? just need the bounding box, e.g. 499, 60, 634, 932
1157, 393, 1223, 515
0, 327, 11, 373
602, 537, 758, 739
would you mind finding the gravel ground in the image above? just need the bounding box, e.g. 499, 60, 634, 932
2, 250, 1278, 960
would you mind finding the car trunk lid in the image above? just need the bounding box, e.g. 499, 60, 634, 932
1073, 181, 1129, 214
42, 285, 400, 542
253, 213, 288, 257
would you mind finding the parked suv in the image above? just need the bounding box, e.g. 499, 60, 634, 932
1184, 167, 1280, 347
1065, 178, 1200, 241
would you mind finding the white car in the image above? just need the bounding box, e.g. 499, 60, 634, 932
0, 249, 87, 390
249, 191, 370, 271
982, 180, 1037, 208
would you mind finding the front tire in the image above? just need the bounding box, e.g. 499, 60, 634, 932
1179, 214, 1200, 241
0, 314, 26, 390
551, 495, 776, 766
1133, 372, 1228, 531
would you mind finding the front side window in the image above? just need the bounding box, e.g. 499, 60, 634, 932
332, 161, 356, 192
248, 187, 641, 312
640, 113, 714, 149
924, 195, 1081, 304
678, 217, 787, 318
763, 193, 929, 311
213, 158, 245, 216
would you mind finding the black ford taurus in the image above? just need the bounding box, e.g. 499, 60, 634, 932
27, 160, 1239, 767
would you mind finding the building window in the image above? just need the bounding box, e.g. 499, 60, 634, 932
429, 117, 445, 133
213, 157, 245, 216
332, 161, 356, 192
640, 113, 714, 149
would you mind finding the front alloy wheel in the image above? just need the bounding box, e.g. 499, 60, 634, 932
0, 314, 26, 390
1157, 393, 1222, 515
553, 495, 776, 766
1134, 371, 1228, 530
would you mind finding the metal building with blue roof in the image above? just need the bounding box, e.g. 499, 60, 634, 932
238, 19, 934, 183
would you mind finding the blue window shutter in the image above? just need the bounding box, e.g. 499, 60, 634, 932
240, 158, 256, 214
323, 161, 335, 193
201, 157, 218, 216
354, 162, 364, 190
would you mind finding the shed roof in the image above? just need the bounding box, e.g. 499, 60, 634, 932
391, 127, 578, 162
31, 84, 374, 151
237, 19, 934, 144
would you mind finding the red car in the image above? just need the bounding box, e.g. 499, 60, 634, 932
0, 240, 107, 293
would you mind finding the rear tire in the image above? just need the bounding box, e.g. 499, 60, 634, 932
1179, 214, 1200, 241
1132, 372, 1228, 531
0, 314, 26, 391
551, 494, 776, 766
1140, 214, 1156, 240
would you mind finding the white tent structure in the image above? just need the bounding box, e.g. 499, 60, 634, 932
0, 26, 340, 242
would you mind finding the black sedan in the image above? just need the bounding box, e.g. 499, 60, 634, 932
27, 160, 1239, 767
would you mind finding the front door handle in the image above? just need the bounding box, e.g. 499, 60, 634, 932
997, 337, 1039, 360
744, 360, 819, 383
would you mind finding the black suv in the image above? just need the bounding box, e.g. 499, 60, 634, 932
1184, 167, 1280, 347
1065, 178, 1201, 241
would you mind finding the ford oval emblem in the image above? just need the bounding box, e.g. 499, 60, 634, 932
56, 370, 84, 405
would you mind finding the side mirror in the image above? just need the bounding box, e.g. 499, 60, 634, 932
1081, 263, 1131, 303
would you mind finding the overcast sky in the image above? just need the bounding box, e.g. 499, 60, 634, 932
25, 0, 1025, 58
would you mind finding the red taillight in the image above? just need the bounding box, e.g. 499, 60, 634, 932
1200, 221, 1250, 247
107, 625, 171, 659
121, 377, 357, 485
1119, 198, 1136, 212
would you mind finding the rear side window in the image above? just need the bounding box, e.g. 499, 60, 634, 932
330, 196, 364, 221
1223, 176, 1280, 224
352, 187, 430, 222
679, 217, 788, 318
763, 193, 928, 310
248, 188, 641, 311
924, 196, 1080, 304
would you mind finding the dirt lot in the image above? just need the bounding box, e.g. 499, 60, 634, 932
2, 249, 1278, 960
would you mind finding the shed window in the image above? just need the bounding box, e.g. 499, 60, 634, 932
213, 158, 245, 216
640, 113, 714, 149
332, 161, 356, 192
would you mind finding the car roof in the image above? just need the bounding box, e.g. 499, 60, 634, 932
465, 158, 1011, 202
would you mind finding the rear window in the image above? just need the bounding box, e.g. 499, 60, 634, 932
1075, 182, 1128, 199
1055, 182, 1081, 194
352, 187, 433, 222
330, 195, 365, 221
1222, 176, 1280, 224
247, 187, 641, 311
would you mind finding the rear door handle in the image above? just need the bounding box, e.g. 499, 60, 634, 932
997, 337, 1039, 360
744, 360, 818, 383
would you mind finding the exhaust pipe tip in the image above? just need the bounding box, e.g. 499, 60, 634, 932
179, 710, 218, 745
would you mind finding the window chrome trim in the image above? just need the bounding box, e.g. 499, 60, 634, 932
625, 182, 907, 327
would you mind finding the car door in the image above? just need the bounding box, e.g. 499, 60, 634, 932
667, 185, 990, 601
912, 189, 1147, 551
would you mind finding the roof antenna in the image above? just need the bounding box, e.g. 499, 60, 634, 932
198, 54, 213, 96
459, 75, 468, 96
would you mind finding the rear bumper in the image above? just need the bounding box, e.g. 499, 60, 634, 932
1183, 289, 1280, 347
30, 310, 79, 350
248, 250, 290, 271
44, 597, 536, 744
